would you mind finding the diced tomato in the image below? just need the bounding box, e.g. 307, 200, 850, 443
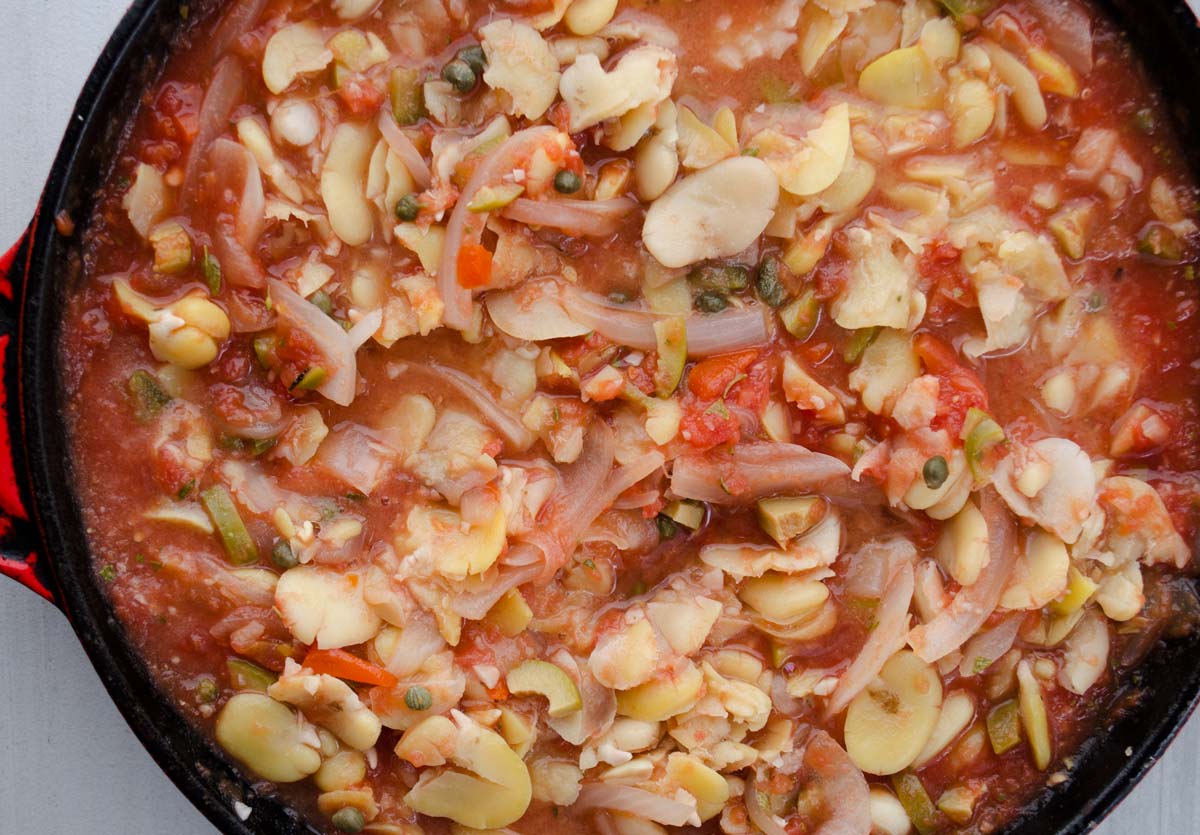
457, 243, 493, 288
336, 77, 386, 117
914, 332, 989, 437
302, 648, 398, 687
687, 350, 760, 399
680, 396, 741, 450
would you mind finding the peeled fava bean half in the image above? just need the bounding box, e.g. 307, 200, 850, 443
844, 650, 943, 775
215, 693, 322, 783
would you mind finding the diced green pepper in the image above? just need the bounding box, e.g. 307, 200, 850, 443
655, 515, 678, 539
987, 699, 1022, 755
843, 326, 880, 363
309, 290, 334, 316
201, 485, 260, 565
891, 772, 939, 835
779, 288, 820, 340
227, 657, 278, 691
149, 221, 192, 274
963, 407, 1005, 480
652, 317, 687, 397
127, 369, 172, 422
389, 67, 425, 125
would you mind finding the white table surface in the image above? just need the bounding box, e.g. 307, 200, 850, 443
2, 1, 1199, 832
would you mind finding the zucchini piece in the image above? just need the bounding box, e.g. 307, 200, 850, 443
756, 496, 824, 546
652, 317, 687, 397
149, 221, 193, 274
201, 485, 260, 565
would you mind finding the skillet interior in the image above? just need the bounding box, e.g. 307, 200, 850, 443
13, 1, 1200, 833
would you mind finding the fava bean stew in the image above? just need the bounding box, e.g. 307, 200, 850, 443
62, 0, 1200, 833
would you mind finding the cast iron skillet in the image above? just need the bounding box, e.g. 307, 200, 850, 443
2, 0, 1199, 832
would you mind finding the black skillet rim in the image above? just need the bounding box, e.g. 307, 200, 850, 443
14, 1, 1200, 833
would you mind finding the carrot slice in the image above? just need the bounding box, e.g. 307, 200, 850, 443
302, 648, 398, 688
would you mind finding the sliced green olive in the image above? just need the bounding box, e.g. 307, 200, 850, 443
662, 499, 705, 530
843, 326, 880, 363
779, 288, 820, 340
149, 221, 193, 275
201, 485, 259, 565
227, 657, 279, 692
652, 317, 686, 397
890, 772, 938, 835
963, 407, 1005, 481
467, 183, 524, 212
389, 67, 424, 125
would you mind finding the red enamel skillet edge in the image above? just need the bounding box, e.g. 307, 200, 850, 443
0, 1, 1198, 833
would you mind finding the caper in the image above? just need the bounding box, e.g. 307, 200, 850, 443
404, 684, 434, 711
195, 676, 220, 704
656, 514, 678, 540
554, 169, 583, 194
457, 44, 487, 75
441, 59, 477, 94
331, 807, 366, 834
689, 263, 750, 292
271, 540, 298, 570
755, 255, 788, 308
395, 194, 421, 222
923, 455, 949, 490
694, 290, 729, 313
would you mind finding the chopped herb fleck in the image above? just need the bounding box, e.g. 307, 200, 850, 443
99, 564, 118, 582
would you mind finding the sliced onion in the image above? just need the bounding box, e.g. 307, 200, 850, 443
377, 108, 432, 188
563, 287, 769, 356
1030, 0, 1093, 72
485, 280, 590, 341
826, 561, 914, 716
670, 443, 851, 504
315, 423, 395, 496
347, 308, 383, 349
546, 649, 616, 745
959, 612, 1023, 678
802, 730, 871, 835
269, 278, 357, 406
204, 0, 268, 63
209, 138, 265, 249
439, 126, 561, 328
908, 490, 1019, 663
574, 784, 698, 827
390, 361, 535, 450
158, 546, 275, 608
843, 538, 917, 599
448, 563, 541, 620
182, 56, 246, 203
501, 197, 637, 237
744, 776, 790, 835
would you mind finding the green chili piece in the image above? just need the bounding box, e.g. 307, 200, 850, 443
843, 327, 881, 363
201, 485, 260, 565
388, 67, 425, 125
987, 699, 1022, 755
226, 658, 278, 692
652, 316, 687, 397
891, 772, 939, 835
128, 370, 172, 422
963, 407, 1005, 480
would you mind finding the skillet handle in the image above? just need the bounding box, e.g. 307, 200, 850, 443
0, 227, 58, 605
